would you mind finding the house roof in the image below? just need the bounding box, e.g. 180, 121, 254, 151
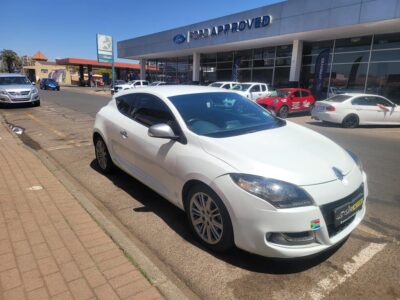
32, 51, 48, 61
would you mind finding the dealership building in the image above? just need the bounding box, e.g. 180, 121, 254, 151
118, 0, 400, 101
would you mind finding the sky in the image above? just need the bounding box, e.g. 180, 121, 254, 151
0, 0, 282, 63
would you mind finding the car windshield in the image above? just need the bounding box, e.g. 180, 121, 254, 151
325, 95, 353, 102
150, 82, 159, 86
168, 92, 285, 138
0, 76, 31, 85
47, 79, 56, 83
209, 83, 223, 88
232, 84, 251, 91
276, 90, 290, 97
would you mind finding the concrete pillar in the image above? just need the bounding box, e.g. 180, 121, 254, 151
139, 59, 146, 80
192, 52, 200, 83
289, 40, 303, 83
87, 65, 93, 87
79, 65, 84, 86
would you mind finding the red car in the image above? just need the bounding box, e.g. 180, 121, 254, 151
256, 88, 315, 118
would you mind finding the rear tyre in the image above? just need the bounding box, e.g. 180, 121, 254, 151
32, 100, 40, 107
342, 114, 359, 128
278, 105, 289, 118
94, 136, 114, 173
56, 87, 60, 91
185, 183, 234, 252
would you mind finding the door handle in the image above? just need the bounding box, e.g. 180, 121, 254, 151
120, 130, 128, 138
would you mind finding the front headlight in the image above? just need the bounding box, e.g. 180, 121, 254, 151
0, 89, 7, 95
271, 99, 280, 104
346, 150, 363, 173
230, 174, 314, 209
31, 87, 38, 94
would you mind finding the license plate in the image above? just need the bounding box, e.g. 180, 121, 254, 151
334, 197, 363, 227
315, 106, 326, 112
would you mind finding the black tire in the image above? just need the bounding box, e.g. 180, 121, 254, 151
278, 105, 289, 118
33, 100, 40, 107
94, 136, 114, 173
56, 87, 60, 91
342, 114, 359, 128
185, 183, 234, 252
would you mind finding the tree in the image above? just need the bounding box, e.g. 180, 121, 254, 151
0, 49, 22, 73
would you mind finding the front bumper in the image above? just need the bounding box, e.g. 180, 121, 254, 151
0, 92, 40, 104
210, 168, 367, 258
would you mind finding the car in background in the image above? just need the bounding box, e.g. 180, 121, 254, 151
40, 78, 60, 91
0, 73, 40, 106
150, 81, 168, 86
232, 82, 270, 101
111, 80, 127, 94
114, 80, 149, 93
208, 81, 239, 89
93, 86, 367, 258
257, 88, 315, 118
312, 94, 399, 128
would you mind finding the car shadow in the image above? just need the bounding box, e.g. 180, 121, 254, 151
307, 120, 400, 129
0, 102, 38, 109
90, 159, 345, 274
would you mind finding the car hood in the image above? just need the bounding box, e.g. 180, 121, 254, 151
257, 96, 282, 104
198, 122, 354, 186
0, 84, 33, 91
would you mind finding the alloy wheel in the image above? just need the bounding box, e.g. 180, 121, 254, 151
95, 140, 108, 170
189, 192, 223, 245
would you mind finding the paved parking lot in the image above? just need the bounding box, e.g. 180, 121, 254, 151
1, 89, 399, 299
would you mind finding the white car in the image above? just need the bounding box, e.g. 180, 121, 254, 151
232, 82, 270, 101
114, 80, 149, 93
208, 81, 239, 90
312, 93, 400, 128
93, 86, 367, 258
150, 81, 167, 86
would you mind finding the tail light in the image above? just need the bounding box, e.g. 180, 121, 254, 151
326, 105, 336, 112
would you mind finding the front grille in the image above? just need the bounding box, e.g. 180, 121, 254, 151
11, 98, 31, 102
9, 90, 30, 96
320, 184, 364, 237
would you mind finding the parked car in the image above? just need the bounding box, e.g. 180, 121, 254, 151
111, 80, 127, 94
208, 81, 240, 89
232, 82, 270, 101
312, 93, 400, 128
114, 80, 149, 93
93, 86, 367, 258
257, 88, 315, 118
40, 78, 60, 91
150, 81, 171, 86
0, 73, 40, 106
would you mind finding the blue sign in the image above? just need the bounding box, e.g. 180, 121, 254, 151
174, 15, 271, 44
313, 49, 330, 99
173, 34, 186, 44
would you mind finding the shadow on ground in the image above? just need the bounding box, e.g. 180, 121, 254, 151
90, 159, 344, 275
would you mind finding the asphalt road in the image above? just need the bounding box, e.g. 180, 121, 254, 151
1, 89, 399, 300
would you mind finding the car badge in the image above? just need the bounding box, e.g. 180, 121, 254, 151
332, 167, 344, 181
310, 219, 320, 230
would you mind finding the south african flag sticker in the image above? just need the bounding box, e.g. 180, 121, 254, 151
311, 219, 321, 230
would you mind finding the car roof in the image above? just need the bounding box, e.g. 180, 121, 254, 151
0, 73, 26, 77
115, 85, 232, 98
212, 81, 239, 84
242, 82, 267, 85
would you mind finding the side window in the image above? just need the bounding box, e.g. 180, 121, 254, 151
222, 84, 230, 89
261, 85, 267, 92
293, 91, 302, 97
250, 85, 261, 92
116, 94, 137, 118
302, 91, 310, 97
142, 81, 149, 86
374, 97, 392, 107
352, 97, 367, 105
133, 94, 178, 131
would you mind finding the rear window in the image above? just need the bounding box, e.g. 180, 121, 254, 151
326, 95, 352, 102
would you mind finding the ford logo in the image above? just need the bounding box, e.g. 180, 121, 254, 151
173, 34, 186, 44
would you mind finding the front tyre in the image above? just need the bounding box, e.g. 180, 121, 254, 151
278, 105, 289, 118
342, 114, 359, 128
94, 137, 114, 173
185, 184, 234, 252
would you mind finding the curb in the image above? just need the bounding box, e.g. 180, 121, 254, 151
2, 119, 195, 300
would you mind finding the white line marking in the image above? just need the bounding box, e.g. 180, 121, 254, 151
307, 242, 387, 300
357, 224, 387, 238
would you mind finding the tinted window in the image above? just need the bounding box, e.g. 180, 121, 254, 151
222, 84, 230, 89
261, 85, 267, 92
293, 91, 302, 97
302, 91, 310, 97
250, 85, 260, 92
133, 94, 177, 130
0, 76, 31, 85
142, 82, 149, 86
168, 92, 285, 138
210, 83, 223, 88
232, 84, 251, 91
116, 94, 137, 117
352, 97, 368, 105
366, 97, 393, 107
326, 95, 352, 102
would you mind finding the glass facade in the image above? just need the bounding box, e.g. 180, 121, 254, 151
200, 45, 292, 86
146, 56, 193, 83
301, 33, 400, 103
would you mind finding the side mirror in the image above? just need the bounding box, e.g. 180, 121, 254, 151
148, 124, 179, 140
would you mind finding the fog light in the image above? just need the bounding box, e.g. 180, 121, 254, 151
267, 231, 316, 245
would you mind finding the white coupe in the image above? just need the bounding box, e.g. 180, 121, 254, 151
93, 86, 367, 258
312, 93, 400, 128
